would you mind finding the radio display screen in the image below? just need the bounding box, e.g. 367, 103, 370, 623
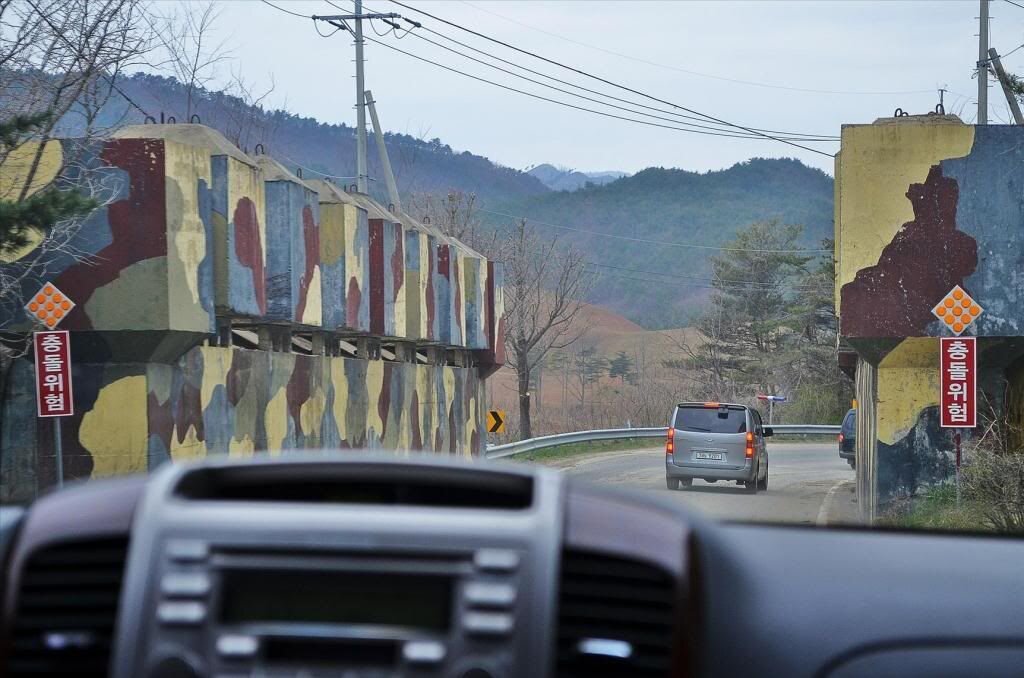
220, 569, 452, 631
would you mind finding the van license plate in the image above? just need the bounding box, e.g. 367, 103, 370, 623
694, 452, 724, 461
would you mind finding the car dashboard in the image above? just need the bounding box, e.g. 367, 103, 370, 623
2, 454, 1024, 678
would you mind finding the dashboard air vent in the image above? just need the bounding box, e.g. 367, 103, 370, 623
6, 536, 129, 677
556, 548, 676, 677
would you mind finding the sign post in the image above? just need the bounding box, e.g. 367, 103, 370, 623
933, 286, 982, 507
25, 283, 76, 488
756, 394, 787, 425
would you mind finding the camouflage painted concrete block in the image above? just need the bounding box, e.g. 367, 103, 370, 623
258, 156, 322, 326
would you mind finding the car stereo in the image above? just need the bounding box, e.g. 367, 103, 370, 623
112, 456, 564, 678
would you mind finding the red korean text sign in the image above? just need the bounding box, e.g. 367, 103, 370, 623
940, 337, 976, 428
33, 330, 74, 417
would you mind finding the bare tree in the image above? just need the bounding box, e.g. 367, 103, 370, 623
502, 219, 591, 440
410, 190, 498, 256
0, 0, 152, 398
0, 0, 153, 193
211, 69, 279, 151
149, 1, 230, 120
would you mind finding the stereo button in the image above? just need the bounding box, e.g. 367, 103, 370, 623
217, 635, 258, 658
464, 582, 516, 608
474, 549, 519, 572
157, 601, 206, 625
464, 612, 514, 636
166, 540, 209, 562
161, 573, 211, 597
402, 640, 446, 664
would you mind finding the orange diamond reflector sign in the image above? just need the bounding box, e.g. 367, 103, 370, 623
24, 282, 75, 329
932, 285, 982, 336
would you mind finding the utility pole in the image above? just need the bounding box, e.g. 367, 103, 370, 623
978, 0, 989, 124
312, 6, 400, 194
365, 90, 402, 213
987, 48, 1024, 124
354, 0, 367, 193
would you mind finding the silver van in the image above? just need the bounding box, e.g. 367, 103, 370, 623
665, 402, 771, 493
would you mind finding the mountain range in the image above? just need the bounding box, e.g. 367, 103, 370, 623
525, 164, 629, 192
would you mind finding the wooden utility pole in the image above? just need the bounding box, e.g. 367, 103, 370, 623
987, 48, 1024, 124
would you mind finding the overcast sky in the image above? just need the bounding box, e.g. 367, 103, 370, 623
198, 1, 1024, 175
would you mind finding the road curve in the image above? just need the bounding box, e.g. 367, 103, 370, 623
540, 442, 859, 526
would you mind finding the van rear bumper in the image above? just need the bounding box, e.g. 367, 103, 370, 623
666, 455, 754, 482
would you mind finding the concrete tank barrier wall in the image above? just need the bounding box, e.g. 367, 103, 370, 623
0, 346, 484, 503
0, 124, 505, 498
836, 117, 1024, 510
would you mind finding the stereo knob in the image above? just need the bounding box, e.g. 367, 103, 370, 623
148, 654, 204, 678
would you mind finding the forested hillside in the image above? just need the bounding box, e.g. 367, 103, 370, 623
50, 72, 550, 204
493, 159, 834, 327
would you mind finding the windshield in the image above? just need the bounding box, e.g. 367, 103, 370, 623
674, 407, 747, 434
2, 0, 1022, 540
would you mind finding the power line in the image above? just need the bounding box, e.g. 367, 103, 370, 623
457, 0, 936, 97
374, 23, 835, 142
388, 0, 835, 157
478, 207, 830, 254
260, 0, 313, 19
998, 41, 1024, 60
588, 261, 819, 290
264, 0, 836, 149
586, 266, 815, 293
361, 2, 836, 140
358, 33, 823, 142
1004, 0, 1024, 11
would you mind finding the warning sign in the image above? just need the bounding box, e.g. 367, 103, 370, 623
33, 330, 74, 418
940, 337, 975, 428
25, 282, 75, 329
932, 285, 982, 336
487, 410, 506, 434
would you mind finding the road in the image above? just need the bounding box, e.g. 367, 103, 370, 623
543, 442, 859, 526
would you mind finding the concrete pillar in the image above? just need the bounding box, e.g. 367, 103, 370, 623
257, 327, 273, 352
394, 342, 416, 363
855, 358, 878, 524
312, 332, 327, 356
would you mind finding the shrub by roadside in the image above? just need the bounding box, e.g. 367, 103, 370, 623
882, 448, 1024, 534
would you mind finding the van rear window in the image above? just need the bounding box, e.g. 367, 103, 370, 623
673, 407, 746, 433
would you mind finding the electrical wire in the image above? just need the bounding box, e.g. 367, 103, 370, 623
260, 0, 312, 19
360, 1, 836, 140
998, 41, 1024, 60
266, 0, 837, 148
587, 261, 820, 290
382, 27, 835, 141
478, 207, 830, 254
1004, 0, 1024, 11
457, 0, 936, 97
359, 33, 831, 142
586, 266, 814, 293
387, 0, 835, 156
315, 20, 345, 37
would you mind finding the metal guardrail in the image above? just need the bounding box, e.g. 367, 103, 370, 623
485, 424, 841, 460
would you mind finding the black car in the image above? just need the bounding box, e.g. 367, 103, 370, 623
839, 408, 856, 468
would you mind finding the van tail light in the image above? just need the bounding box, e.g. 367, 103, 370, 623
838, 433, 844, 444
745, 431, 754, 458
666, 428, 675, 456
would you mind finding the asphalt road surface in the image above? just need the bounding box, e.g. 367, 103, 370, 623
544, 442, 859, 526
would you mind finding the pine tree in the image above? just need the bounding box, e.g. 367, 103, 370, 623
0, 113, 96, 257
